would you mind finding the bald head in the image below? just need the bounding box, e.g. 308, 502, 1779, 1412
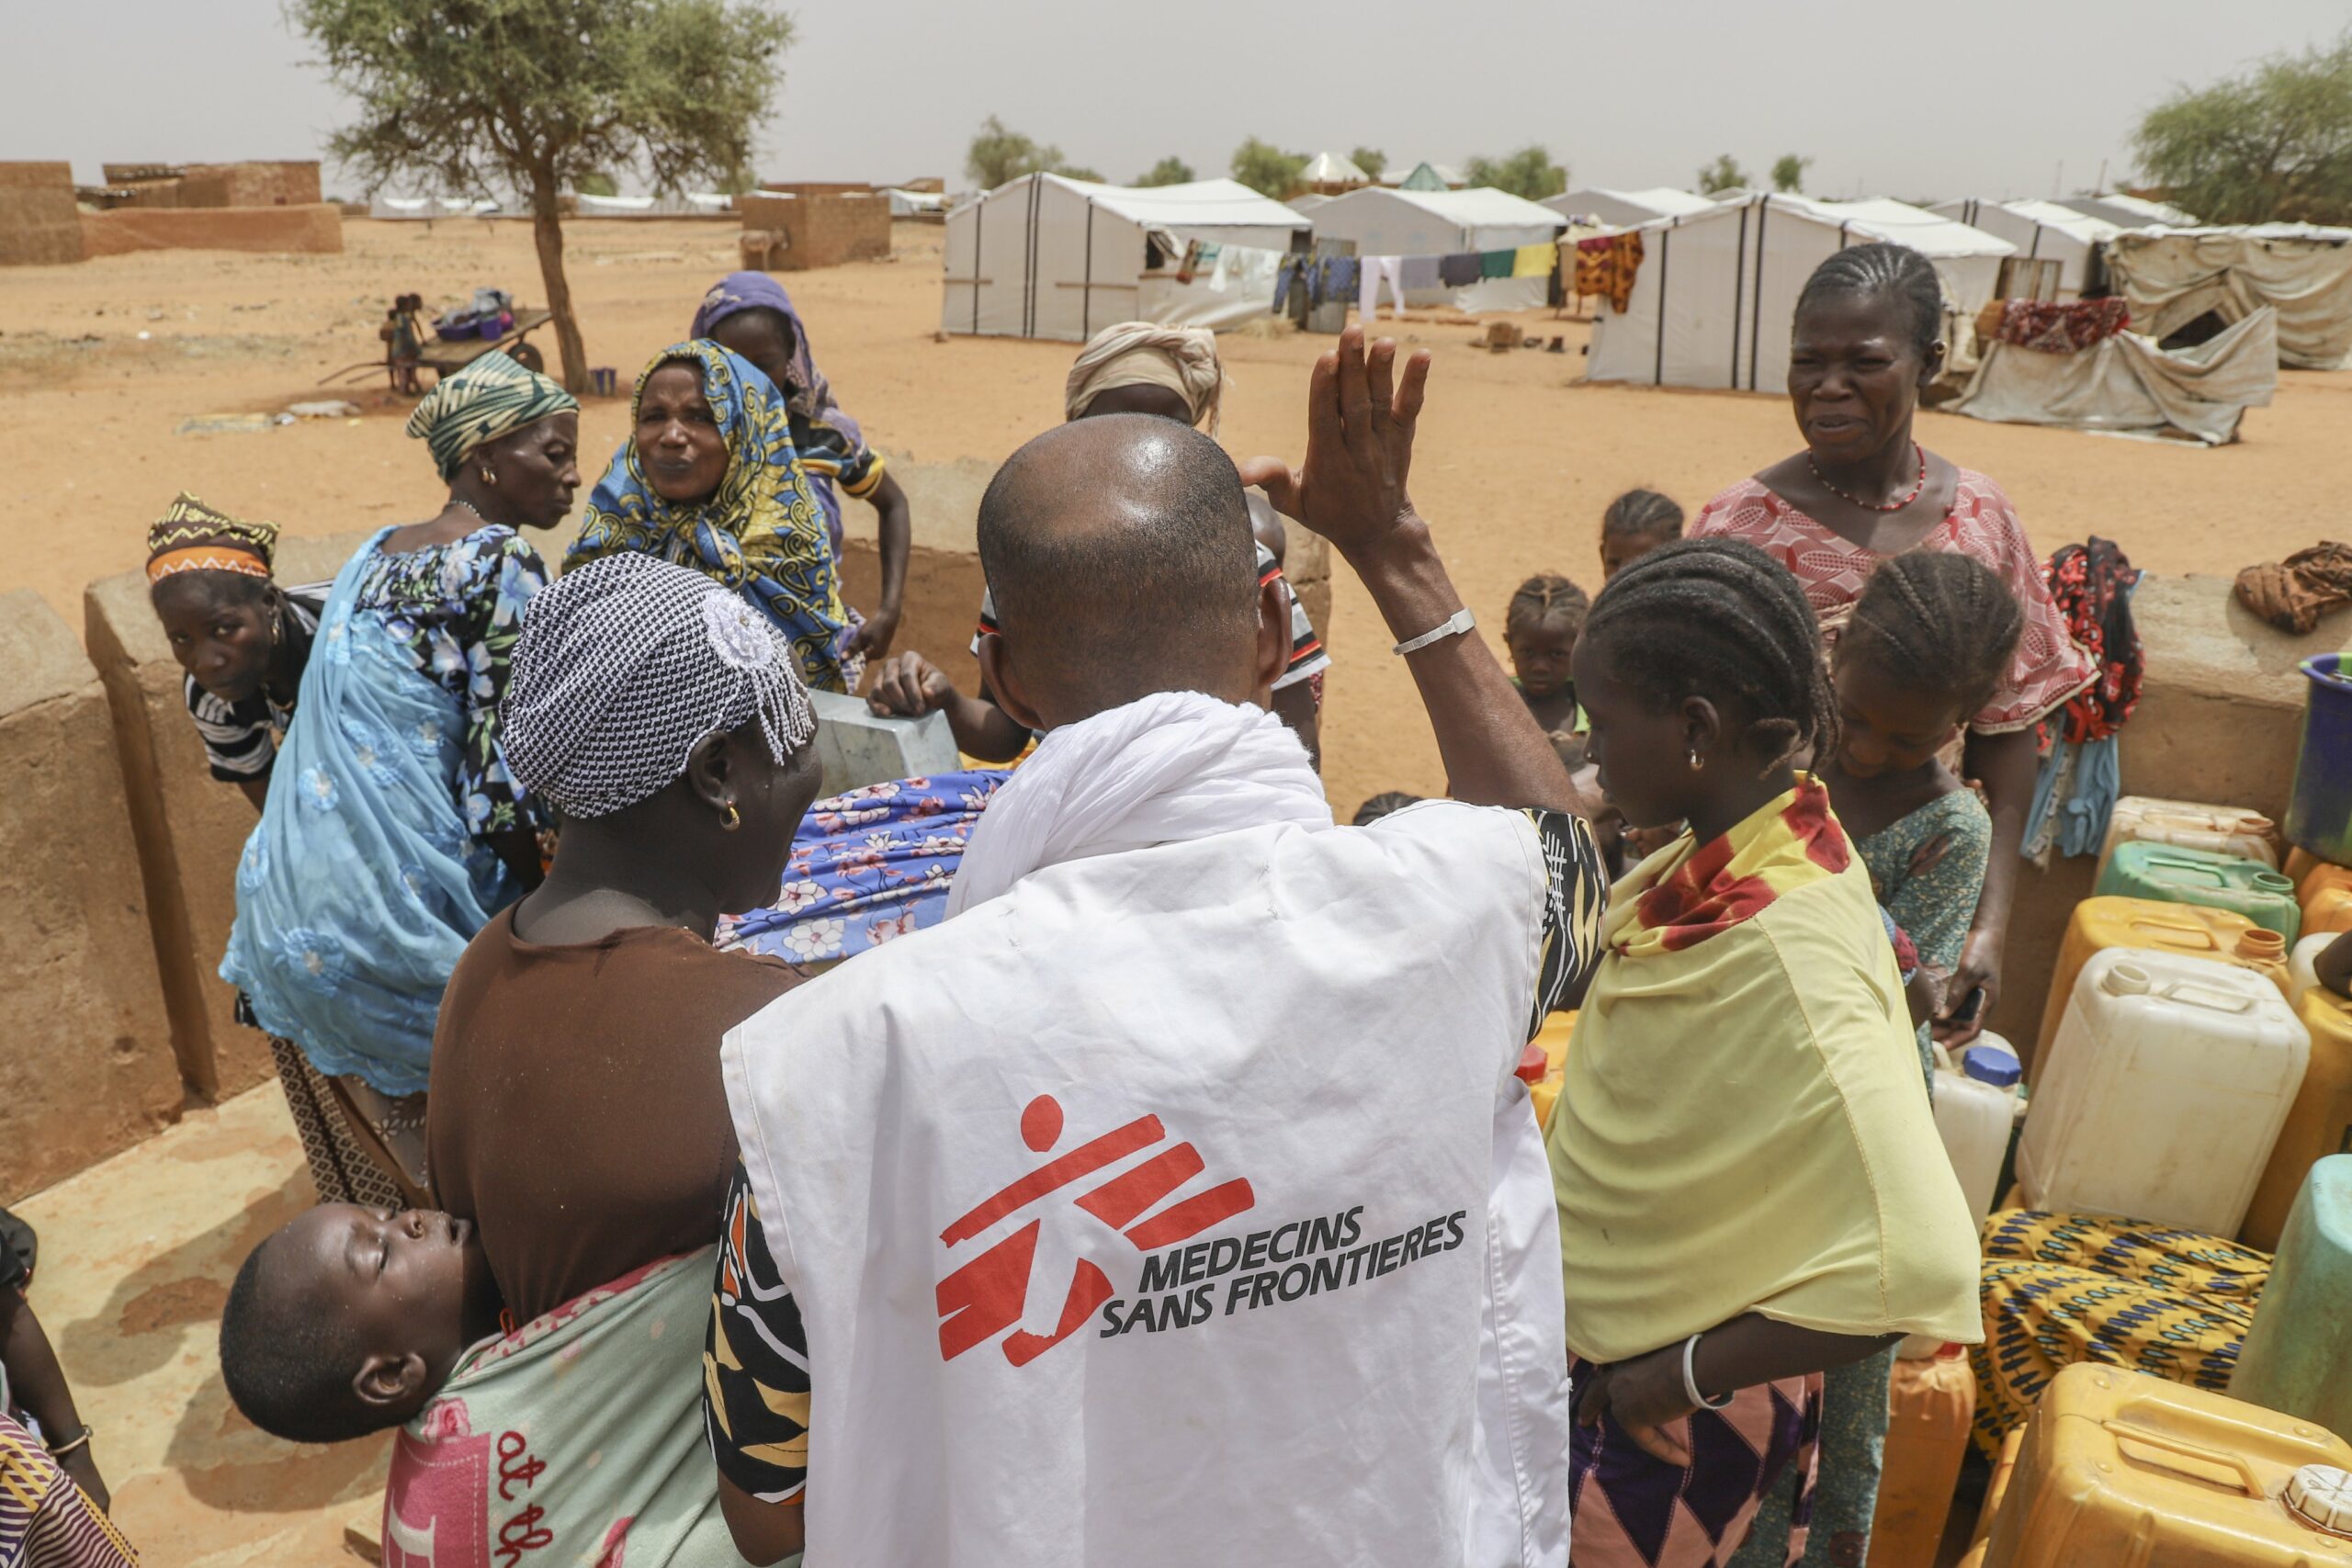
977, 414, 1261, 726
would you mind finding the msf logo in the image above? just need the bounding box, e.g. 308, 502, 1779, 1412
934, 1094, 1254, 1367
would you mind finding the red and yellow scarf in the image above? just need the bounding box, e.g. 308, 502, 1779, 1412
1611, 775, 1851, 958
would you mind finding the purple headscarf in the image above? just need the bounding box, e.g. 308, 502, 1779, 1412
689, 272, 866, 452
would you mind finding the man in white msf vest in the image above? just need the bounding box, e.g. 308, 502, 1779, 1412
707, 329, 1608, 1566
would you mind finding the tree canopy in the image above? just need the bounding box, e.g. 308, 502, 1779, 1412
1695, 154, 1750, 195
1464, 146, 1566, 200
1770, 154, 1812, 194
1136, 156, 1195, 187
1351, 146, 1388, 181
292, 0, 792, 391
1231, 138, 1308, 197
2132, 28, 2352, 224
966, 117, 1097, 188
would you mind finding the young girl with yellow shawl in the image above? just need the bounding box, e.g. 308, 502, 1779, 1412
1550, 538, 1980, 1568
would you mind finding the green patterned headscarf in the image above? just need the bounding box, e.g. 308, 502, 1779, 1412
405, 350, 578, 479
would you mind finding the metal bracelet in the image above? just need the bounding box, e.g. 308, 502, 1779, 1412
1681, 1335, 1733, 1411
46, 1425, 93, 1458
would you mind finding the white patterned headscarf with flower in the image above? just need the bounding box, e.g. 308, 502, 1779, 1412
501, 554, 816, 819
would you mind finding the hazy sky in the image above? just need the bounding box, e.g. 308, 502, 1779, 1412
6, 1, 2344, 202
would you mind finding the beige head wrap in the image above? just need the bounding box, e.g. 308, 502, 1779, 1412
1064, 322, 1225, 434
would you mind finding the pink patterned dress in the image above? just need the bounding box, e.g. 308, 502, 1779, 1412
1690, 472, 2098, 733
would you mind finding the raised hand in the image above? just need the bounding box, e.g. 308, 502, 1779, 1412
1238, 326, 1430, 567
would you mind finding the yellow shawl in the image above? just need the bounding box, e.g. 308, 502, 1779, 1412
1546, 779, 1981, 1364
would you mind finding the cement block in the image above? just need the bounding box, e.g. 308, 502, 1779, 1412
1996, 572, 2313, 1043
85, 531, 379, 1100
808, 688, 961, 795
0, 592, 182, 1202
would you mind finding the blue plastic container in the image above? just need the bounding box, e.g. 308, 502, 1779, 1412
2287, 654, 2352, 865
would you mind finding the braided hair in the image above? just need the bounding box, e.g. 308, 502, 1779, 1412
1842, 552, 2023, 721
1601, 489, 1685, 542
1795, 242, 1945, 364
1505, 572, 1591, 642
1581, 537, 1838, 772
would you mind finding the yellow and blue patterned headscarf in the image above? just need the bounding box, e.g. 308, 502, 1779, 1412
567, 341, 849, 692
405, 349, 579, 480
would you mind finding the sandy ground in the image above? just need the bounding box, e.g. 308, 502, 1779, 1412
5, 217, 2349, 815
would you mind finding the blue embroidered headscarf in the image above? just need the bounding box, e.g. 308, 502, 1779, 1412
568, 341, 850, 692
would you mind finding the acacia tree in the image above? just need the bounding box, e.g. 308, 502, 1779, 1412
1351, 146, 1388, 181
1770, 153, 1812, 193
2133, 29, 2352, 224
1695, 154, 1750, 195
1136, 156, 1195, 187
1465, 146, 1566, 200
292, 0, 793, 393
1231, 138, 1308, 197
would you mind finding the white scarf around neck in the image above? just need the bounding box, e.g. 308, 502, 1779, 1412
946, 690, 1330, 916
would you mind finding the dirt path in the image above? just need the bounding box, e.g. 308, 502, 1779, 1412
4, 217, 2345, 815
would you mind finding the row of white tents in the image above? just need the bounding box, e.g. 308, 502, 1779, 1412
936, 173, 2352, 434
940, 173, 1574, 338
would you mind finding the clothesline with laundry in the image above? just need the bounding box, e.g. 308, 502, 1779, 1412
1151, 229, 1654, 322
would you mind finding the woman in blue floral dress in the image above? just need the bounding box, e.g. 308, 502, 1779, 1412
221, 351, 581, 1200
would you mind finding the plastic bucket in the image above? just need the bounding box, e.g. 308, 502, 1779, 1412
2287, 655, 2352, 863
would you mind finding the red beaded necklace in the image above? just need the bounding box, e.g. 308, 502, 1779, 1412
1809, 442, 1927, 513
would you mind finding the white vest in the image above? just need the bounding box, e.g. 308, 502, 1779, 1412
723, 801, 1571, 1568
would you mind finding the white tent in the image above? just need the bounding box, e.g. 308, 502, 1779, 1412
1929, 199, 2121, 299
2057, 192, 2197, 231
2104, 227, 2352, 369
1287, 193, 1334, 215
941, 174, 1307, 341
1588, 193, 2015, 391
1306, 186, 1566, 311
1546, 186, 1718, 228
1301, 151, 1370, 190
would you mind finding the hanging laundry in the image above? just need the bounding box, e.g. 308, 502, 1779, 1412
1982, 298, 2132, 355
1227, 245, 1279, 302
1574, 232, 1645, 313
1272, 255, 1308, 313
1359, 256, 1407, 321
1319, 254, 1361, 305
1400, 254, 1441, 292
1174, 239, 1202, 286
1204, 243, 1229, 293
1478, 250, 1515, 280
1511, 243, 1558, 278
1438, 252, 1482, 288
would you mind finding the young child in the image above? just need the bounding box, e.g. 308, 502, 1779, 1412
1503, 572, 1589, 740
1550, 537, 1979, 1568
1, 1210, 111, 1514
1598, 487, 1684, 581
220, 1203, 500, 1443
1817, 552, 2023, 1076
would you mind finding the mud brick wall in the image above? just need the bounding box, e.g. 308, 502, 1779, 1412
80, 203, 343, 257
740, 191, 892, 272
187, 162, 322, 208
0, 592, 182, 1203
0, 163, 86, 265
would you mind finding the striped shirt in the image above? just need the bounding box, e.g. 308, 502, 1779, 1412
0, 1415, 137, 1566
971, 541, 1329, 691
178, 584, 328, 783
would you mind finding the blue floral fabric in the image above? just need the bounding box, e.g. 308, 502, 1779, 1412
718, 770, 1008, 965
220, 525, 547, 1097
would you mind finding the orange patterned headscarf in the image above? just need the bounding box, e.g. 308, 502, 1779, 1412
1611, 774, 1851, 958
146, 493, 277, 584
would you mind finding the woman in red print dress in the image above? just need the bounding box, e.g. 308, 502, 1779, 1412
1690, 242, 2094, 1055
